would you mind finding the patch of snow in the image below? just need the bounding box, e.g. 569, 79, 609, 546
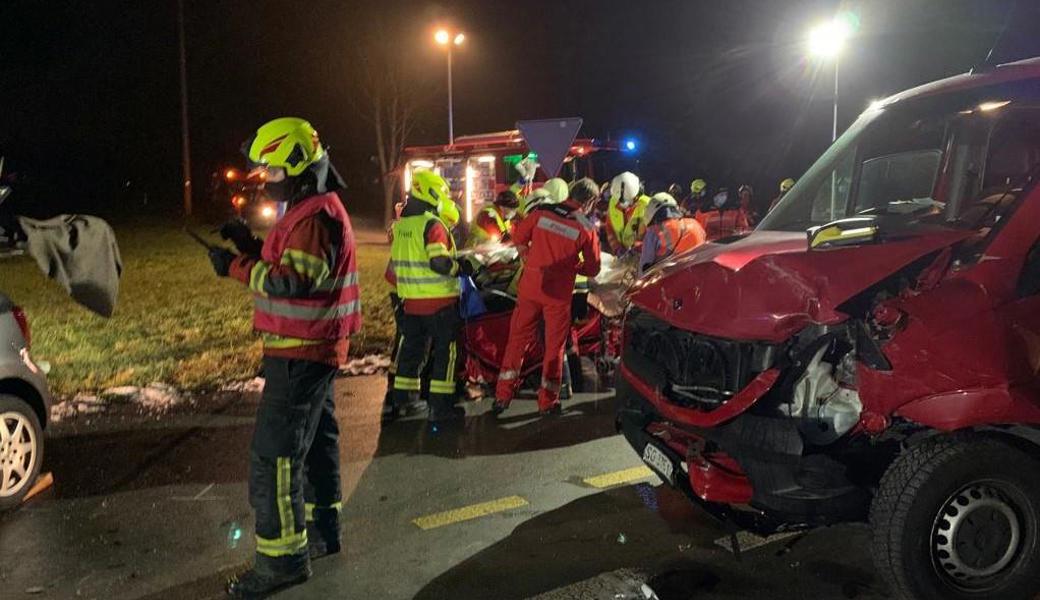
220, 377, 265, 393
340, 354, 391, 376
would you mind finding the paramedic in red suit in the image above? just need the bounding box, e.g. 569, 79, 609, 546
493, 178, 601, 416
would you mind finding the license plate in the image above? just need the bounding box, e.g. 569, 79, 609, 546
642, 442, 675, 484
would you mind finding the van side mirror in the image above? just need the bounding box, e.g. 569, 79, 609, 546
808, 217, 880, 250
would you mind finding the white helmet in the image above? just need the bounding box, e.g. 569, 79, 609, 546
644, 192, 679, 225
610, 172, 641, 207
520, 188, 552, 217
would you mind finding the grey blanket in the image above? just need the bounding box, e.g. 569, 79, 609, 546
16, 215, 122, 317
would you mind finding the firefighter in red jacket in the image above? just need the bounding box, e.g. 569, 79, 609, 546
208, 118, 360, 599
638, 192, 707, 274
493, 178, 601, 416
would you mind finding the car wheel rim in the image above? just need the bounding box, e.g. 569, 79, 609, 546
0, 411, 36, 498
931, 482, 1023, 589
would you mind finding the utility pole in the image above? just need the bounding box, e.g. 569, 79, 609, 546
177, 0, 192, 216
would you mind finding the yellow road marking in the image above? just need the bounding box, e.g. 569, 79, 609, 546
412, 495, 529, 530
583, 466, 655, 489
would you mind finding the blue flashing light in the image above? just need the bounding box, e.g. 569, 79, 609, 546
624, 139, 637, 152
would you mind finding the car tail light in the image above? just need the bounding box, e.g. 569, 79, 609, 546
12, 306, 30, 348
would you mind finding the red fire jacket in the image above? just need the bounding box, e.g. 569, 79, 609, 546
513, 200, 601, 304
231, 192, 362, 343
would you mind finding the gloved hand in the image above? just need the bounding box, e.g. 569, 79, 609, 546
219, 219, 263, 256
208, 248, 236, 277
458, 258, 476, 277
516, 158, 540, 182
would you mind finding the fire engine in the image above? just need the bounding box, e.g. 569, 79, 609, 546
402, 130, 620, 222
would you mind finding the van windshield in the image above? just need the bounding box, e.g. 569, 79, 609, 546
759, 90, 1040, 235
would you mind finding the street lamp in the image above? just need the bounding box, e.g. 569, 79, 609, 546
435, 28, 465, 145
807, 16, 853, 142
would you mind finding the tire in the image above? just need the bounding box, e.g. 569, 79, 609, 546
0, 394, 44, 511
870, 435, 1040, 600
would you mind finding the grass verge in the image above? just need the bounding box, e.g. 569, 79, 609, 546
1, 222, 393, 397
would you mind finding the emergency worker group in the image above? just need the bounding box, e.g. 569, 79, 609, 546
207, 116, 795, 598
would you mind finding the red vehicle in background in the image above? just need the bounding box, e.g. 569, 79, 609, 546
619, 58, 1040, 599
402, 130, 618, 223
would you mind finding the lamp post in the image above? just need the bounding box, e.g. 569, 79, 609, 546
435, 29, 465, 145
807, 17, 852, 142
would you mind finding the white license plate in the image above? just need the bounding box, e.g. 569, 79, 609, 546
642, 442, 675, 484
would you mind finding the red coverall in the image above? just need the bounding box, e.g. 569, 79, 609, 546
495, 200, 601, 411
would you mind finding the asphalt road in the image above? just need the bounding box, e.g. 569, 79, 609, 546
0, 372, 887, 599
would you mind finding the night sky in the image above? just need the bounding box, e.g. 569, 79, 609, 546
2, 0, 1039, 220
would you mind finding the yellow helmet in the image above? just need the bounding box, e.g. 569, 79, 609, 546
247, 117, 325, 177
438, 197, 460, 229
410, 170, 451, 207
690, 178, 707, 195
519, 188, 552, 217
780, 178, 795, 193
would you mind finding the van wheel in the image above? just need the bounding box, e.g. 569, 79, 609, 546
0, 395, 44, 511
870, 435, 1040, 600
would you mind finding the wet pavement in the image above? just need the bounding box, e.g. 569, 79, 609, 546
1, 371, 886, 599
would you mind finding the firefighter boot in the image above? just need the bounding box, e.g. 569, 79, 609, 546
226, 555, 311, 599
306, 507, 341, 560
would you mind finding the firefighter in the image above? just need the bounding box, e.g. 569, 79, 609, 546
208, 118, 360, 598
382, 196, 461, 422
605, 172, 651, 254
468, 189, 519, 246
769, 177, 795, 211
694, 186, 751, 240
683, 178, 708, 214
493, 178, 601, 416
638, 192, 707, 274
388, 170, 468, 426
738, 184, 759, 226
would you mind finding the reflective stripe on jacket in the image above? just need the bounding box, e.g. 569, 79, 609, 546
252, 193, 362, 340
390, 213, 461, 300
607, 194, 650, 249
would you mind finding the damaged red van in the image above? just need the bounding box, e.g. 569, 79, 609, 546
618, 58, 1040, 600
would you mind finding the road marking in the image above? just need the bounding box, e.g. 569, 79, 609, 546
583, 466, 655, 489
412, 495, 529, 530
193, 483, 215, 500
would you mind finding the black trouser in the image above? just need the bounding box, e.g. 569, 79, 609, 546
392, 303, 460, 418
250, 356, 340, 572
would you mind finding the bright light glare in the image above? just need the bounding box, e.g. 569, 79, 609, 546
465, 166, 475, 223
867, 98, 884, 112
978, 100, 1011, 112
434, 30, 450, 45
454, 33, 465, 46
225, 168, 237, 181
807, 19, 850, 59
476, 155, 495, 163
260, 205, 276, 219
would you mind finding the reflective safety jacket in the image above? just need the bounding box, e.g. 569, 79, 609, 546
231, 192, 362, 343
640, 217, 707, 273
390, 212, 460, 301
513, 200, 601, 304
468, 205, 511, 246
607, 194, 651, 251
694, 207, 751, 241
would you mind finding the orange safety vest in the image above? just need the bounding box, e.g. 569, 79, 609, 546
652, 217, 706, 259
253, 193, 362, 339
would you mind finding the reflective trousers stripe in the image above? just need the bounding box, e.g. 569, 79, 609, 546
305, 501, 343, 522
256, 456, 308, 557
394, 375, 421, 391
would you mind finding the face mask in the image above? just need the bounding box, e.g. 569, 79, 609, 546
713, 192, 728, 208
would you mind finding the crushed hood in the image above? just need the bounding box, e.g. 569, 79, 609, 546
629, 229, 973, 343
